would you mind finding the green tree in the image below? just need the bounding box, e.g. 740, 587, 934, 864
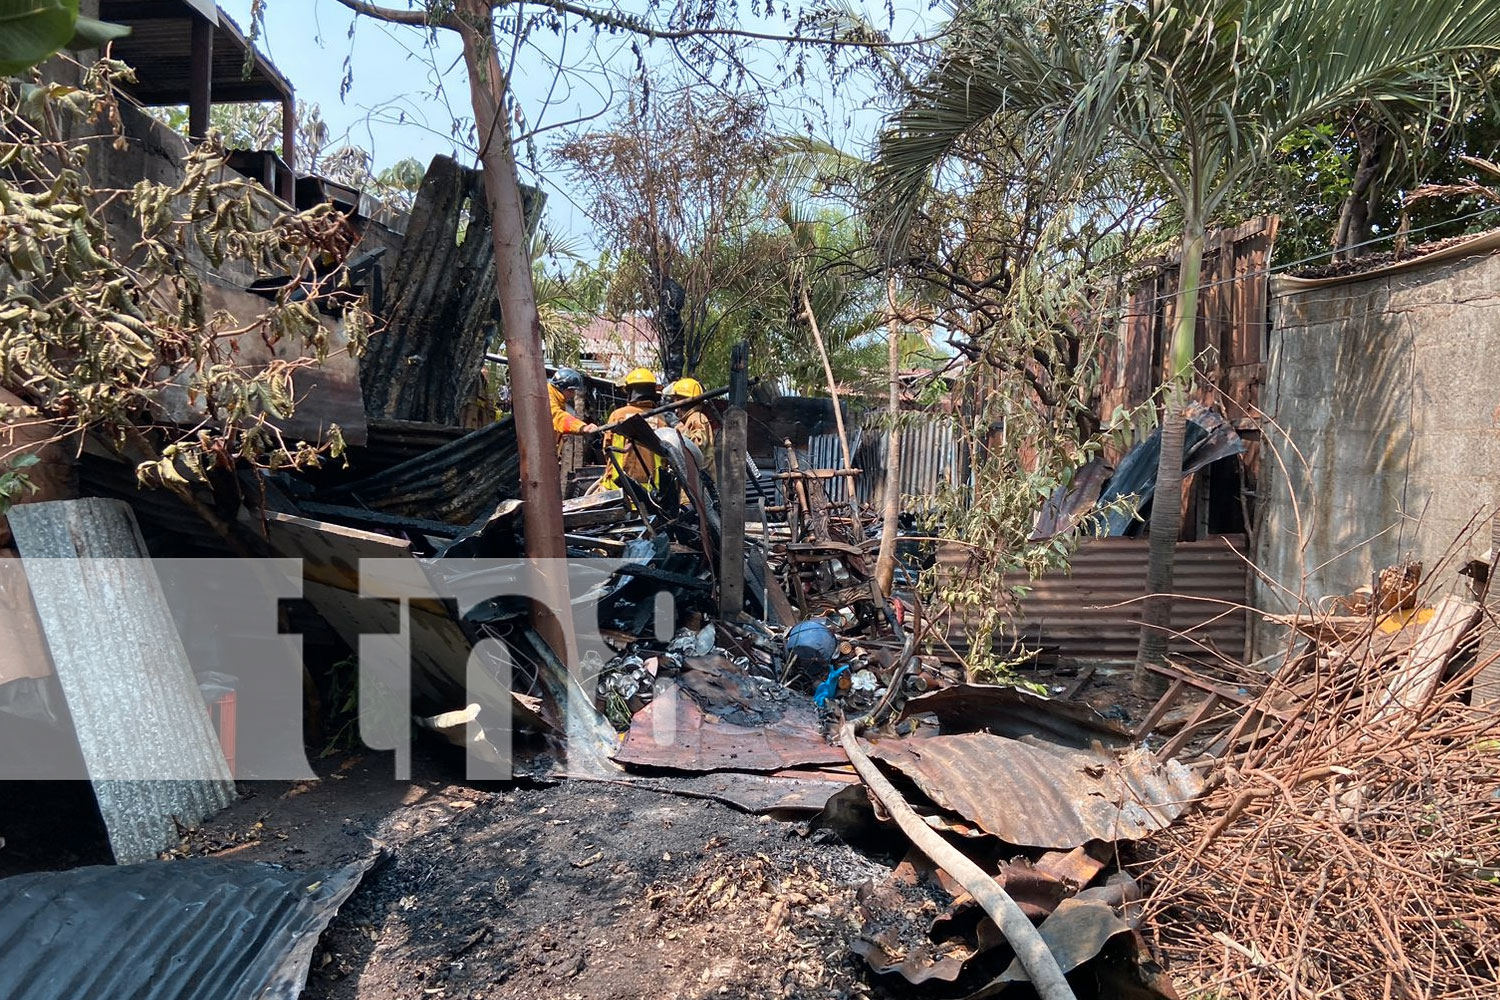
1, 62, 366, 513
875, 0, 1500, 691
555, 83, 780, 380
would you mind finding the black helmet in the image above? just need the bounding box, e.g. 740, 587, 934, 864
550, 367, 586, 391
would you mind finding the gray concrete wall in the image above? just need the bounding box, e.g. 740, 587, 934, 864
1253, 250, 1500, 653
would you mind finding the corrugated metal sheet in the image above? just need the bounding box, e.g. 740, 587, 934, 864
0, 857, 370, 1000
317, 416, 519, 525
804, 429, 861, 502
362, 419, 469, 471
867, 733, 1202, 850
8, 499, 236, 864
941, 537, 1249, 664
805, 415, 960, 505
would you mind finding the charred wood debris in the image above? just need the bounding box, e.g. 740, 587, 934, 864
13, 158, 1499, 1000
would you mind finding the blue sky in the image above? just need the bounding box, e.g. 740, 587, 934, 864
217, 0, 937, 255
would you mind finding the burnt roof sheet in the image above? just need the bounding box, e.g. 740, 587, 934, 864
0, 856, 370, 1000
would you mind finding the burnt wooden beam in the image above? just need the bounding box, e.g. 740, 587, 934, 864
359, 155, 498, 425
188, 11, 213, 142
280, 94, 297, 204
719, 341, 749, 617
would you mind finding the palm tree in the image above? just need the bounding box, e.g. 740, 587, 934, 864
874, 0, 1500, 691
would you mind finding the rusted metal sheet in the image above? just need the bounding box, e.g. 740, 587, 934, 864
608, 768, 856, 815
616, 683, 847, 772
1100, 217, 1277, 471
866, 732, 1202, 850
942, 536, 1250, 663
852, 849, 1167, 994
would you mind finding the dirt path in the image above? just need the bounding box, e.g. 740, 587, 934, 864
188, 751, 898, 1000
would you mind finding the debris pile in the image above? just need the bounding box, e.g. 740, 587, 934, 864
1141, 557, 1500, 1000
823, 685, 1198, 998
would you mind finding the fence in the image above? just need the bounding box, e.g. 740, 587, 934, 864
800, 414, 963, 506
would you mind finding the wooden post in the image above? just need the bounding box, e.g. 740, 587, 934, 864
1473, 513, 1500, 706
874, 276, 902, 596
801, 287, 860, 534
719, 341, 749, 618
280, 93, 297, 204
188, 12, 213, 142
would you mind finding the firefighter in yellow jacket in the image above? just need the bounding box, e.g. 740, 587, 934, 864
598, 367, 664, 490
548, 368, 597, 453
666, 377, 715, 478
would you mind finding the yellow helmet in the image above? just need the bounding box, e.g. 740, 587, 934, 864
622, 366, 659, 389
668, 377, 704, 399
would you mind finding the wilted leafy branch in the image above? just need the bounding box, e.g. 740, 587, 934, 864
0, 57, 370, 493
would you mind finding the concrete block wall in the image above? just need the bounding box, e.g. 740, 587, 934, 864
1252, 250, 1500, 653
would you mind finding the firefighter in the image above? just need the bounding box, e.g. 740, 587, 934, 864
666, 377, 715, 477
599, 367, 664, 490
548, 368, 598, 451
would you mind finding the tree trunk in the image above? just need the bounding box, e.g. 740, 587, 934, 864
802, 288, 860, 535
455, 0, 573, 657
657, 272, 686, 381
1333, 118, 1387, 261
360, 155, 497, 423
1133, 225, 1204, 695
874, 279, 902, 596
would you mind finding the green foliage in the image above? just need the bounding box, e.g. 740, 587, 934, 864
1212, 64, 1500, 265
1, 58, 368, 487
870, 0, 1500, 671
556, 83, 790, 379
0, 451, 39, 516
0, 0, 128, 77
530, 231, 608, 365
692, 205, 888, 391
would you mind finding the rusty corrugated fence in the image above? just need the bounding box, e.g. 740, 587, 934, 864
941, 536, 1250, 664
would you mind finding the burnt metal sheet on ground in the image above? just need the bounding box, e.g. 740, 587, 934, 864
854, 850, 1077, 985
616, 683, 847, 773
316, 417, 519, 525
898, 684, 1132, 749
8, 499, 235, 864
974, 899, 1136, 995
866, 733, 1202, 850
0, 856, 370, 1000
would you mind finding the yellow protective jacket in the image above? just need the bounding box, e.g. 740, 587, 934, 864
677, 408, 715, 477
549, 384, 587, 436
600, 401, 663, 488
